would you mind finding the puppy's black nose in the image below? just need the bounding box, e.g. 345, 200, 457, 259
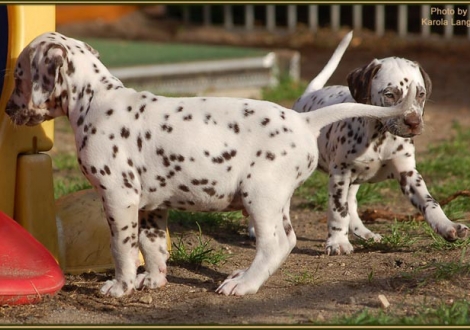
404, 112, 421, 130
5, 101, 18, 116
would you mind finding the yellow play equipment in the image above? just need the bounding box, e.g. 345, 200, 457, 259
1, 5, 167, 275
0, 5, 57, 256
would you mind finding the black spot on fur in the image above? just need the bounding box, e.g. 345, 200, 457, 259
76, 116, 84, 127
266, 152, 276, 161
228, 122, 240, 134
137, 135, 143, 152
161, 124, 173, 133
261, 118, 270, 126
203, 187, 216, 196
121, 127, 130, 138
179, 185, 190, 192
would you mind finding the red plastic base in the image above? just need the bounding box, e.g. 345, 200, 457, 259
0, 211, 65, 305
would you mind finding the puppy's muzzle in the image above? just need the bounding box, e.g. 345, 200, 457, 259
5, 101, 46, 126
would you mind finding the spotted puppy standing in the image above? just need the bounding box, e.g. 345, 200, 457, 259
7, 32, 415, 297
294, 31, 468, 255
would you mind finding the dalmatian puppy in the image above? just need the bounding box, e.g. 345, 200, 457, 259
6, 32, 416, 297
293, 31, 468, 255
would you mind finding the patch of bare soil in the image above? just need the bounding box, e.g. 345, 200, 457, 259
2, 10, 470, 325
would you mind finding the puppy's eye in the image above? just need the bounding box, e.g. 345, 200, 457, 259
384, 92, 394, 99
418, 92, 426, 98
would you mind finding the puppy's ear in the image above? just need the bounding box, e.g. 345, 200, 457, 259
30, 44, 65, 107
415, 61, 432, 100
347, 59, 381, 104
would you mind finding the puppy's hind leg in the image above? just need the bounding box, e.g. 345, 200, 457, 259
135, 209, 170, 290
216, 197, 296, 296
325, 169, 354, 255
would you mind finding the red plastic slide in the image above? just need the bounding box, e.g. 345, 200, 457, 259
0, 211, 65, 305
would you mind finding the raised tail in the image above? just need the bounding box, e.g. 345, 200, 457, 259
304, 81, 416, 133
302, 31, 353, 96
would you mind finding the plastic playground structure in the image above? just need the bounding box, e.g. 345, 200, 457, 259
0, 5, 147, 304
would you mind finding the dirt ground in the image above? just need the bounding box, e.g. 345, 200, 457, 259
2, 10, 470, 325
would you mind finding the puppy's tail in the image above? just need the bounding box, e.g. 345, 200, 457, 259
304, 81, 416, 133
302, 31, 353, 95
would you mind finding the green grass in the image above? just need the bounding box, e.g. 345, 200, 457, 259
417, 257, 470, 285
53, 153, 80, 171
284, 265, 321, 286
169, 210, 245, 234
52, 153, 91, 199
53, 179, 91, 200
332, 299, 470, 325
170, 223, 230, 267
262, 75, 307, 104
83, 38, 267, 68
295, 173, 329, 210
356, 220, 419, 252
402, 247, 470, 289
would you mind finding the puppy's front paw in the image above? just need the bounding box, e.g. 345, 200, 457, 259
325, 237, 354, 256
100, 279, 133, 297
135, 271, 168, 290
435, 222, 469, 241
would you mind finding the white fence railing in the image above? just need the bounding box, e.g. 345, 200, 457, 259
173, 4, 470, 40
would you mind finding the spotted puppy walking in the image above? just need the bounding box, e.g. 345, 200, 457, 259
294, 32, 468, 255
7, 32, 415, 297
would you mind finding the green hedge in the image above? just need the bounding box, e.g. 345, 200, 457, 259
83, 38, 266, 67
